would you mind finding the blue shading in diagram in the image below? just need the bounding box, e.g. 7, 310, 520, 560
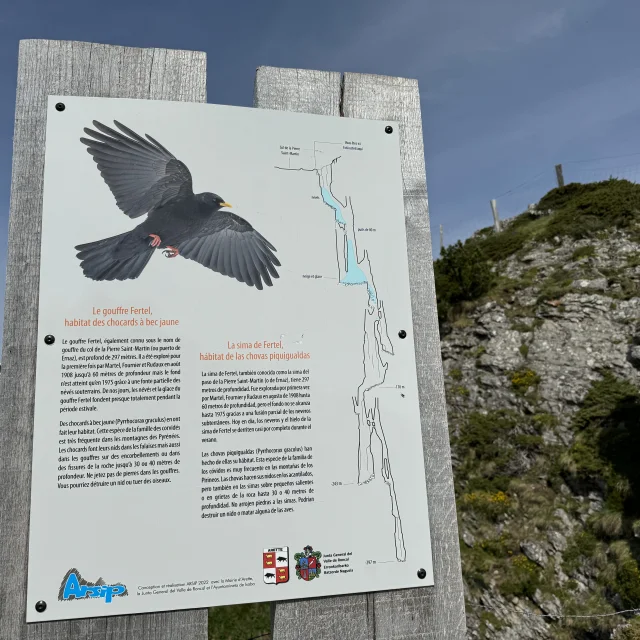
321, 187, 346, 225
342, 239, 377, 303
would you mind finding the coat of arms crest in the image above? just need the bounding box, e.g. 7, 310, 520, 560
263, 547, 289, 584
294, 545, 322, 581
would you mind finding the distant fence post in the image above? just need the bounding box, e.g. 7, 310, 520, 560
255, 67, 465, 640
555, 163, 565, 188
0, 39, 209, 640
490, 199, 501, 232
440, 224, 444, 253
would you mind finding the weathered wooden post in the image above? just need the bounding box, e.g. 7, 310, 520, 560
1, 47, 464, 639
490, 198, 501, 232
555, 163, 565, 188
255, 67, 466, 640
0, 39, 209, 640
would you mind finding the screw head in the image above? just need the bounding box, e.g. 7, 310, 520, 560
55, 102, 65, 112
398, 329, 407, 339
35, 600, 47, 613
385, 125, 393, 134
417, 568, 426, 580
44, 335, 55, 345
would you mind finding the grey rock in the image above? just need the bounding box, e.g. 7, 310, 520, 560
462, 530, 475, 548
477, 592, 552, 639
541, 429, 561, 445
478, 374, 502, 388
553, 509, 575, 535
520, 541, 548, 568
628, 345, 640, 369
572, 278, 608, 291
532, 590, 563, 621
547, 530, 567, 552
444, 230, 640, 638
474, 326, 491, 338
520, 250, 547, 264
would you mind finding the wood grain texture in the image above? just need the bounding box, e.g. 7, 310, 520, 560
0, 39, 207, 640
255, 67, 466, 639
254, 66, 342, 116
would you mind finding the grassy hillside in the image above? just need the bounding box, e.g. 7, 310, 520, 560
442, 177, 640, 638
436, 178, 640, 326
455, 373, 640, 637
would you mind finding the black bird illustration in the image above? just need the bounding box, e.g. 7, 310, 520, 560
75, 120, 280, 289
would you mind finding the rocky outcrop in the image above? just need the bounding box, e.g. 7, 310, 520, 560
442, 229, 640, 639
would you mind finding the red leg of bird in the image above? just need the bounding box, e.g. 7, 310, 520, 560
163, 246, 179, 258
148, 234, 162, 248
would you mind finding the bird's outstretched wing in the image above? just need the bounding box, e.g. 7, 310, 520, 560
80, 120, 193, 219
176, 211, 280, 290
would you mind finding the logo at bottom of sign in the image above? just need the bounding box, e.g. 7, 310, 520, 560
263, 547, 289, 584
295, 545, 322, 581
58, 568, 128, 603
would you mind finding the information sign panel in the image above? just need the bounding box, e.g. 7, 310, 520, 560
26, 96, 434, 621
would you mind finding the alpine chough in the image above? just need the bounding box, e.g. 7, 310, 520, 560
75, 120, 280, 290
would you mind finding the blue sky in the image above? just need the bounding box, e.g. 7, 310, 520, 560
1, 0, 639, 341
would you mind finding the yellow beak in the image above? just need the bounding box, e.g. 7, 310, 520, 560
220, 202, 232, 209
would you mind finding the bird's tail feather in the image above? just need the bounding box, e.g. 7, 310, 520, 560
75, 231, 154, 281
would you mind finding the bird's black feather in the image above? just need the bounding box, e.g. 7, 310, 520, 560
75, 231, 155, 281
77, 121, 280, 288
81, 120, 193, 218
176, 211, 280, 290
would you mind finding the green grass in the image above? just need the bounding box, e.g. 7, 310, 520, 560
479, 610, 505, 636
571, 245, 596, 261
607, 272, 639, 300
433, 179, 640, 327
209, 603, 270, 640
613, 552, 640, 609
626, 252, 640, 268
562, 531, 599, 574
453, 409, 547, 498
536, 268, 575, 303
531, 413, 558, 428
438, 179, 640, 627
451, 385, 470, 397
455, 410, 520, 493
472, 345, 487, 359
511, 322, 534, 333
500, 555, 541, 599
556, 372, 640, 616
540, 179, 640, 241
617, 618, 640, 640
509, 368, 541, 395
456, 372, 640, 632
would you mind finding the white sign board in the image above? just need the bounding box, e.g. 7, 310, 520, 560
26, 96, 434, 622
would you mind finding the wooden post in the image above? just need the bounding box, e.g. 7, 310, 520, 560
490, 199, 501, 232
555, 163, 565, 188
0, 40, 209, 640
439, 224, 444, 254
255, 67, 465, 640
